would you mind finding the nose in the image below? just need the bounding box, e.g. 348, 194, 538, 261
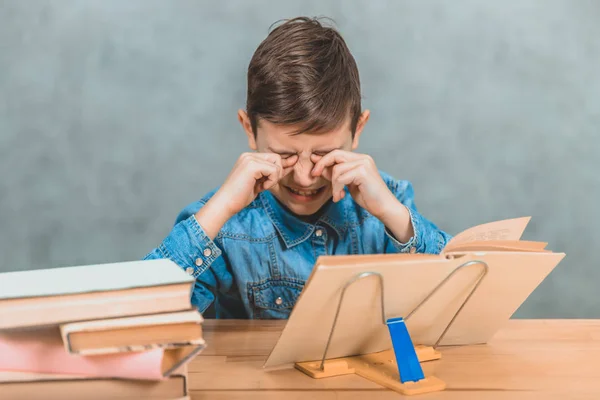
291, 154, 319, 188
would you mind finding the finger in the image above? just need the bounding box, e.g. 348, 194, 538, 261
310, 154, 323, 164
281, 154, 299, 168
333, 188, 346, 202
331, 163, 355, 200
333, 187, 348, 203
331, 161, 363, 201
312, 152, 346, 177
333, 164, 368, 201
320, 166, 333, 182
311, 154, 336, 180
251, 152, 284, 165
249, 157, 282, 177
262, 161, 286, 191
254, 153, 298, 182
310, 154, 334, 180
331, 161, 359, 182
279, 155, 298, 179
336, 166, 364, 188
247, 153, 284, 177
248, 159, 281, 191
312, 150, 358, 177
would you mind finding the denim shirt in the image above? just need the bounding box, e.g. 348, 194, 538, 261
144, 171, 451, 319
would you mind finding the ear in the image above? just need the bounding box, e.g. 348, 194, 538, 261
238, 109, 257, 151
351, 110, 370, 150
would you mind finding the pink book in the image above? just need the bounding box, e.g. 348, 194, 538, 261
0, 328, 203, 380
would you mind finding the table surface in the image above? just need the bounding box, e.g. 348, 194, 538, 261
188, 319, 600, 399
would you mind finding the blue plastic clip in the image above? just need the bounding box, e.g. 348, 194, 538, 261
386, 317, 425, 383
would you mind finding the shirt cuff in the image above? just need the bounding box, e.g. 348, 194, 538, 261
158, 214, 222, 278
385, 205, 420, 253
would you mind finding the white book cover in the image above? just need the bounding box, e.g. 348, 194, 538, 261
0, 259, 193, 300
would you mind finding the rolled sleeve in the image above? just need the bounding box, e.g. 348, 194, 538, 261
157, 214, 222, 278
385, 205, 419, 253
382, 174, 452, 254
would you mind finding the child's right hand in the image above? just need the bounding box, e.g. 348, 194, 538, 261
216, 152, 298, 216
196, 152, 297, 240
217, 152, 298, 217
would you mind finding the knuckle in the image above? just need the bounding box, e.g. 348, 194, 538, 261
240, 153, 254, 165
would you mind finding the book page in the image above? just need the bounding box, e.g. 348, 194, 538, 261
60, 310, 202, 335
444, 217, 531, 251
0, 371, 85, 382
445, 240, 547, 253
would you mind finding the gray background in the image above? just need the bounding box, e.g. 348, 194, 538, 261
1, 0, 598, 317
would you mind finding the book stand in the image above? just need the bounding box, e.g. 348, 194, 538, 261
295, 259, 489, 395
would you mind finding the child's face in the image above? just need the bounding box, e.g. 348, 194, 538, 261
239, 111, 369, 216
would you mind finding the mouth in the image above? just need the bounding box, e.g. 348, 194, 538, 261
285, 186, 326, 203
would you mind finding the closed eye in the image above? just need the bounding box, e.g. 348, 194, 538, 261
313, 147, 342, 157
266, 147, 297, 159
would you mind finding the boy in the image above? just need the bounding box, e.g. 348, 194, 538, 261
144, 17, 451, 319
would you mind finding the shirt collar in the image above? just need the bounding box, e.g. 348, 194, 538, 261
260, 190, 348, 248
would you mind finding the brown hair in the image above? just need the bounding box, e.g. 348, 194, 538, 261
246, 17, 362, 136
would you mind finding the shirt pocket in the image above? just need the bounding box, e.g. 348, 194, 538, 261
248, 278, 305, 319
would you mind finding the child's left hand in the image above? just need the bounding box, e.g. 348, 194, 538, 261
311, 150, 398, 219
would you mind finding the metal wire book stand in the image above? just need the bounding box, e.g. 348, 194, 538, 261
295, 259, 489, 396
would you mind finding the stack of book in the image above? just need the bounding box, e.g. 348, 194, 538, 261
0, 259, 205, 399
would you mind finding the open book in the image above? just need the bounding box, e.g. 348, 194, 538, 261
264, 217, 565, 368
443, 216, 537, 252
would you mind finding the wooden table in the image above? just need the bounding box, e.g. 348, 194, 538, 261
188, 320, 600, 399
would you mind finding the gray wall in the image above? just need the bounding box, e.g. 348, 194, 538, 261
1, 0, 598, 317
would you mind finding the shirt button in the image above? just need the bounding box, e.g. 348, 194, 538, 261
185, 267, 194, 275
409, 247, 416, 254
203, 248, 212, 257
275, 297, 283, 305
195, 258, 203, 267
315, 229, 323, 237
